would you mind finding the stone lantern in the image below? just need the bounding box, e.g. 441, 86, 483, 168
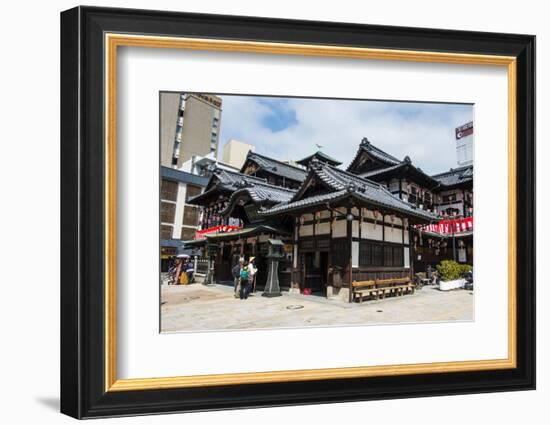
262, 239, 284, 297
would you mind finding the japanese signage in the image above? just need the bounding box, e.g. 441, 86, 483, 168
455, 121, 474, 140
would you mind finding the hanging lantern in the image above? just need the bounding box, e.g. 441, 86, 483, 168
299, 216, 305, 225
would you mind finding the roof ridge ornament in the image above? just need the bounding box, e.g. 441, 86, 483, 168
309, 156, 322, 170
236, 178, 252, 188
346, 182, 357, 193
361, 137, 370, 147
404, 155, 411, 164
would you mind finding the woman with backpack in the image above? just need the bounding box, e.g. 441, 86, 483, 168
239, 261, 251, 300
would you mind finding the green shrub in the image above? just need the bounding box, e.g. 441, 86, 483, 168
459, 264, 473, 276
436, 260, 462, 281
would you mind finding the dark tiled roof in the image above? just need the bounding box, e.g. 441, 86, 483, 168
359, 163, 404, 178
359, 157, 439, 186
432, 165, 473, 187
186, 168, 269, 205
219, 179, 296, 215
296, 150, 342, 167
204, 225, 290, 241
347, 138, 401, 173
243, 151, 307, 183
262, 161, 435, 221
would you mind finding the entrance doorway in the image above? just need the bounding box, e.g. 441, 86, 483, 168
302, 251, 329, 295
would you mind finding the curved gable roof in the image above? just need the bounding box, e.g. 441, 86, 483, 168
241, 151, 307, 183
347, 137, 401, 174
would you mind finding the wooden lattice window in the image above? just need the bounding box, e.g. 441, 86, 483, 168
182, 206, 200, 226
160, 225, 173, 240
185, 184, 202, 202
180, 227, 196, 241
160, 179, 178, 202
160, 202, 176, 223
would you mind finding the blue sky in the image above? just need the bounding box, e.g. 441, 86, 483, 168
218, 95, 473, 175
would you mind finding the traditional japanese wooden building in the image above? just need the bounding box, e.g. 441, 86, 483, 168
185, 137, 474, 301
346, 137, 474, 271
257, 157, 434, 301
413, 165, 474, 269
186, 167, 297, 289
240, 151, 307, 189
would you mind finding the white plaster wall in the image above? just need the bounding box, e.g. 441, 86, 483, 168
301, 213, 314, 222
316, 222, 330, 235
352, 241, 359, 267
361, 222, 383, 241
352, 220, 359, 238
384, 215, 403, 226
404, 247, 410, 269
384, 226, 403, 244
332, 220, 347, 238
299, 224, 314, 237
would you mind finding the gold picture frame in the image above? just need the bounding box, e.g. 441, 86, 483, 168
61, 6, 534, 419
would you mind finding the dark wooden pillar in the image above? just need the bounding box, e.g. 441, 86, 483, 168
347, 206, 353, 303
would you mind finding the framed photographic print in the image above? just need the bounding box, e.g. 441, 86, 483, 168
60, 6, 536, 419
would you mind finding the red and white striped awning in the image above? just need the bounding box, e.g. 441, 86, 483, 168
419, 216, 473, 236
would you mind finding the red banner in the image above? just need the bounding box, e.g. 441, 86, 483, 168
420, 216, 473, 235
195, 225, 242, 240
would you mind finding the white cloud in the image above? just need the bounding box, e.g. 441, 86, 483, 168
219, 95, 473, 175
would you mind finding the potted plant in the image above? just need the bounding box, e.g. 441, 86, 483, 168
436, 260, 468, 291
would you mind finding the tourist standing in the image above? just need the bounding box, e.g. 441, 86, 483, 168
173, 258, 183, 285
232, 259, 243, 298
239, 261, 250, 300
249, 257, 257, 293
185, 259, 195, 284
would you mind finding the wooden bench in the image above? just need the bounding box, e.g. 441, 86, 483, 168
352, 277, 415, 303
386, 277, 414, 296
351, 280, 377, 303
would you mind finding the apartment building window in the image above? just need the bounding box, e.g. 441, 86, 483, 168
212, 117, 219, 128
182, 206, 200, 227
160, 180, 178, 202
160, 225, 173, 240
181, 227, 196, 241
185, 184, 202, 202
160, 202, 176, 223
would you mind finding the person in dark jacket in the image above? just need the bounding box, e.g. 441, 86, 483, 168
232, 259, 243, 298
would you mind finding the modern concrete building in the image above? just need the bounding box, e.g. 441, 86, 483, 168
160, 166, 209, 270
179, 152, 240, 177
221, 139, 255, 169
160, 93, 223, 168
455, 121, 474, 166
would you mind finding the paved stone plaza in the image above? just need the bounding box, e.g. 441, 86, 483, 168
160, 283, 474, 333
